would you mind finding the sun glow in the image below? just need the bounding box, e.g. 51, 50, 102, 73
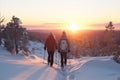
62, 22, 89, 32
68, 23, 80, 32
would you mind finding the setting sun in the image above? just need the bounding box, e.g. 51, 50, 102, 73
68, 23, 80, 32
69, 23, 79, 30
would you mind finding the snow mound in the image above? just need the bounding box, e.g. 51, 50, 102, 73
29, 55, 40, 59
67, 57, 120, 80
28, 41, 44, 52
25, 54, 44, 63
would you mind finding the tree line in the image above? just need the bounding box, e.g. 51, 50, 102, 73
73, 21, 119, 56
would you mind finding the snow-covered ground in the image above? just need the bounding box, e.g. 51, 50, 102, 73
0, 41, 120, 80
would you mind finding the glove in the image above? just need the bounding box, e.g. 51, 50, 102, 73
44, 47, 46, 50
58, 49, 60, 53
68, 50, 70, 53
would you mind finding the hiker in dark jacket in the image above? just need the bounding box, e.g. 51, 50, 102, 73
44, 32, 57, 67
58, 31, 70, 68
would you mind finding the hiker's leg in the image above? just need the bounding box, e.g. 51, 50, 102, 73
50, 52, 54, 66
48, 52, 51, 65
61, 52, 64, 68
64, 52, 67, 65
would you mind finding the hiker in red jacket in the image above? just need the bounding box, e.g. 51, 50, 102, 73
44, 32, 57, 67
58, 31, 70, 68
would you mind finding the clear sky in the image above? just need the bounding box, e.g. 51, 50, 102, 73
0, 0, 120, 30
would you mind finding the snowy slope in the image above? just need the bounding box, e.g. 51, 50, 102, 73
0, 46, 64, 80
0, 41, 120, 80
67, 57, 120, 80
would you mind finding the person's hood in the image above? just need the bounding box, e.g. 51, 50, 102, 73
61, 31, 67, 39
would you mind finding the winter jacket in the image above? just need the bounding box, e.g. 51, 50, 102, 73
58, 31, 70, 53
45, 33, 57, 52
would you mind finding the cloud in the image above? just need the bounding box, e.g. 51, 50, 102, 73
90, 23, 120, 27
24, 23, 65, 30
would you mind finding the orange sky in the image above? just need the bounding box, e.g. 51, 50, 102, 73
0, 0, 120, 30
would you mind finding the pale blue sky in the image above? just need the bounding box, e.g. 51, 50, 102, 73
0, 0, 120, 29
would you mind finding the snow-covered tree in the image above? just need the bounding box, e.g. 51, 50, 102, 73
0, 14, 5, 45
3, 16, 29, 54
0, 14, 5, 26
103, 21, 116, 55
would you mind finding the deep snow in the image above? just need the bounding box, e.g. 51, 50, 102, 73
0, 41, 120, 80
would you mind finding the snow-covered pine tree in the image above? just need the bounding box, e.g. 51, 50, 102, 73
103, 21, 116, 56
0, 14, 5, 26
89, 36, 100, 56
0, 14, 5, 45
3, 16, 29, 54
74, 36, 90, 57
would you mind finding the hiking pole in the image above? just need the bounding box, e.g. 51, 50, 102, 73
68, 52, 71, 66
43, 48, 46, 64
55, 50, 58, 65
57, 52, 61, 67
57, 51, 59, 65
54, 50, 57, 64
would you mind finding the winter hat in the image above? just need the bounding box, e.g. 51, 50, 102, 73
49, 32, 56, 39
61, 31, 67, 39
49, 32, 53, 36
